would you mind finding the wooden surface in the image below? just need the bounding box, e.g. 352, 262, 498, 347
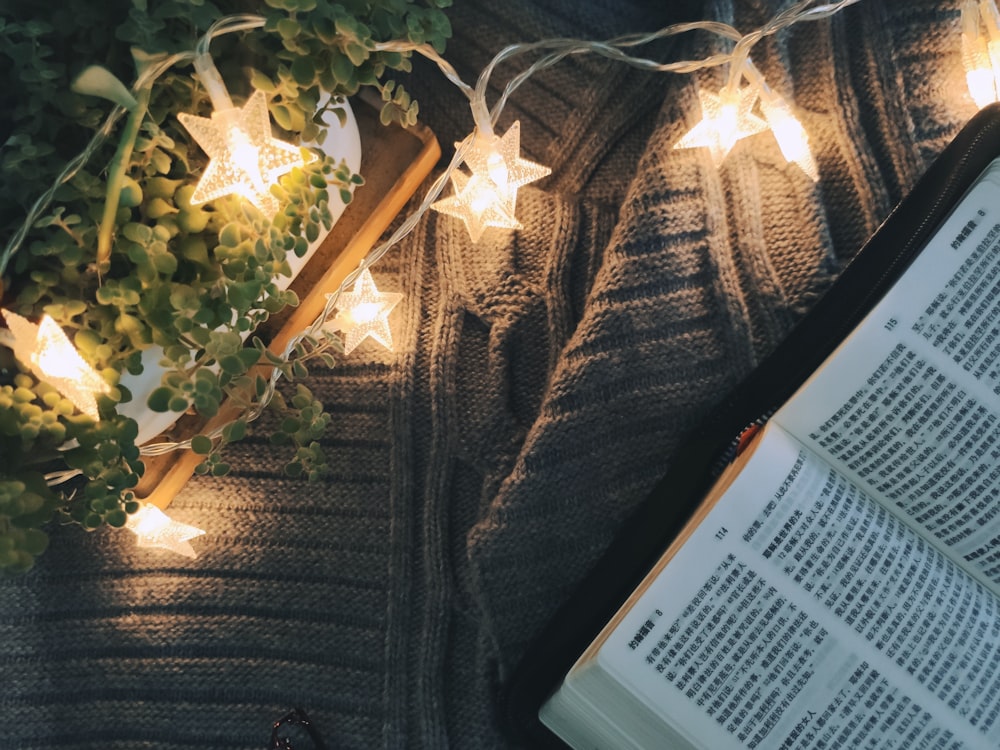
134, 95, 440, 509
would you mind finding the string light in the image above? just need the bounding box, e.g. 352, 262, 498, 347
962, 0, 1000, 107
325, 268, 402, 355
124, 503, 206, 558
0, 0, 961, 562
0, 310, 111, 421
177, 34, 313, 216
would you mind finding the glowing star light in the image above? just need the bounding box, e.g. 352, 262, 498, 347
432, 170, 522, 242
432, 121, 551, 242
760, 95, 818, 181
125, 504, 206, 559
961, 0, 1000, 107
462, 121, 551, 206
1, 309, 111, 420
673, 85, 768, 166
178, 89, 313, 216
740, 63, 819, 182
326, 268, 402, 355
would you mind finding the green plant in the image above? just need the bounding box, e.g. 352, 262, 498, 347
0, 0, 452, 573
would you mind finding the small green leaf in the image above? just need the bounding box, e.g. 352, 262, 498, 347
330, 52, 354, 85
122, 222, 153, 243
271, 103, 293, 131
290, 57, 316, 87
197, 397, 221, 418
276, 18, 300, 39
248, 68, 277, 93
119, 176, 143, 207
149, 148, 173, 175
219, 223, 242, 247
191, 434, 213, 455
219, 354, 247, 375
222, 420, 247, 443
147, 387, 173, 412
344, 41, 369, 66
237, 348, 260, 369
71, 65, 138, 110
145, 197, 177, 219
168, 395, 190, 412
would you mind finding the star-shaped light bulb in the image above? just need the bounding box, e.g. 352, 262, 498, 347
463, 122, 550, 204
965, 57, 998, 108
960, 0, 1000, 107
178, 89, 314, 216
326, 269, 403, 355
432, 121, 550, 242
673, 85, 769, 166
433, 170, 521, 242
759, 94, 818, 181
125, 504, 206, 559
1, 309, 111, 420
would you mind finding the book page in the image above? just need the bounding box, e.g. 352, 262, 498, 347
772, 158, 1000, 592
556, 426, 1000, 750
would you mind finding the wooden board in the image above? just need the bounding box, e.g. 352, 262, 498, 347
134, 94, 440, 509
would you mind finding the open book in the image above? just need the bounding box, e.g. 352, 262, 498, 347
518, 110, 1000, 750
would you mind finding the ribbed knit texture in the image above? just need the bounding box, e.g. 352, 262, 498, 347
0, 1, 981, 747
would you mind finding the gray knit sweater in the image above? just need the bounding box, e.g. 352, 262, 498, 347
0, 0, 980, 747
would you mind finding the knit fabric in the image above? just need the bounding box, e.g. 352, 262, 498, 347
0, 1, 981, 747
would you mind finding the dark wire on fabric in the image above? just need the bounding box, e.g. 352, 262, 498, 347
270, 708, 327, 750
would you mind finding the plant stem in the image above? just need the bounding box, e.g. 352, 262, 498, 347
96, 86, 152, 271
56, 219, 85, 248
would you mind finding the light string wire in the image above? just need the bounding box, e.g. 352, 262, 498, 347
2, 1, 866, 458
725, 0, 864, 91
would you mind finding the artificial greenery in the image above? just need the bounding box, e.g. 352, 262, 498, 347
0, 0, 452, 573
